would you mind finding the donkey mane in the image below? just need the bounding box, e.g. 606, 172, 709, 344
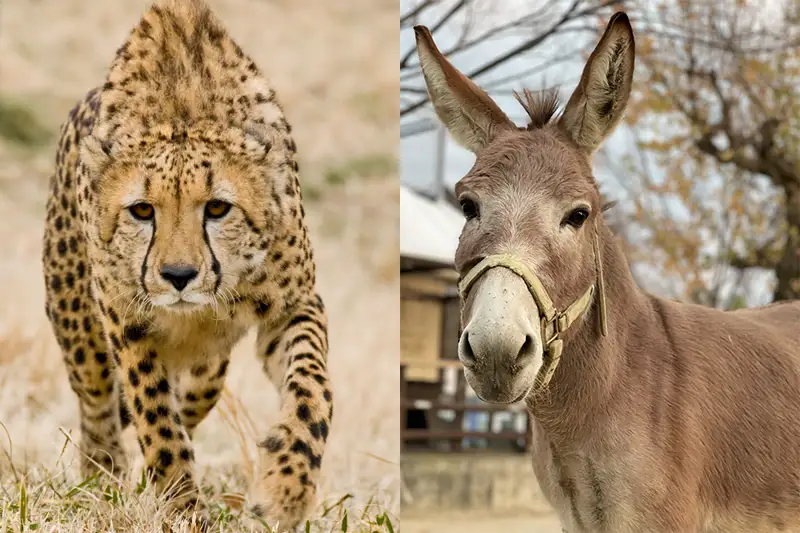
513, 87, 619, 214
513, 87, 562, 130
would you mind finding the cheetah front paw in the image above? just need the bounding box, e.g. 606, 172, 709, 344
248, 426, 320, 532
166, 495, 212, 532
248, 466, 317, 532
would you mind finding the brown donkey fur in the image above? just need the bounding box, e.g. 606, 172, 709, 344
416, 12, 800, 533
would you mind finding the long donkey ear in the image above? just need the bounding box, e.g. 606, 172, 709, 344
414, 26, 515, 153
559, 12, 635, 155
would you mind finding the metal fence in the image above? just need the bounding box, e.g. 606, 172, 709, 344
401, 360, 531, 453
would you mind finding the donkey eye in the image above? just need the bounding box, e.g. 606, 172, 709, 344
205, 200, 232, 219
460, 198, 479, 221
129, 202, 154, 221
564, 207, 590, 228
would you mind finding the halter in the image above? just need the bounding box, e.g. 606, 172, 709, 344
458, 233, 608, 392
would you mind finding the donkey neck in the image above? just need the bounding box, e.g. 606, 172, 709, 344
527, 221, 651, 446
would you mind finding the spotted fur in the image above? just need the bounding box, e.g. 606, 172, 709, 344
42, 0, 332, 528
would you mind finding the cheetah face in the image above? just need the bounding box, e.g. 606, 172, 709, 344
89, 136, 277, 314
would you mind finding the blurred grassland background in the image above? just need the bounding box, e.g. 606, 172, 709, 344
0, 0, 399, 531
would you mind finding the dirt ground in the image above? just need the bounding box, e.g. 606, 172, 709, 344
0, 0, 398, 531
403, 512, 563, 533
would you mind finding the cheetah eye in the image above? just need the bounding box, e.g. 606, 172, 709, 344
205, 200, 232, 219
129, 202, 154, 221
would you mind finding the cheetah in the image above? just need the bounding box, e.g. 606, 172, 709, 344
41, 0, 332, 528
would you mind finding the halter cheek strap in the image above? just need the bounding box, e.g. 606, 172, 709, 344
457, 235, 608, 392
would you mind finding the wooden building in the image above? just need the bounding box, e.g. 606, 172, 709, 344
400, 185, 530, 453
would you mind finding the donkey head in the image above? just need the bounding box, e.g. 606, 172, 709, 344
415, 13, 635, 403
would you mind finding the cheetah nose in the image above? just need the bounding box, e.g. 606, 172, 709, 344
160, 264, 198, 291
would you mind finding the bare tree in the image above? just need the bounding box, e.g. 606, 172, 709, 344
613, 0, 800, 305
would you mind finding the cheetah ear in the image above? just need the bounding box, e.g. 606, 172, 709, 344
81, 136, 119, 243
240, 75, 284, 159
97, 207, 118, 244
242, 125, 273, 161
80, 135, 114, 179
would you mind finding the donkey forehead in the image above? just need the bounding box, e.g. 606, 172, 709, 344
457, 128, 595, 201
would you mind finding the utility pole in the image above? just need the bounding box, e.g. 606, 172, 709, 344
433, 123, 446, 201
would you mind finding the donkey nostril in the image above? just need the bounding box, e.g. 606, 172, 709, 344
460, 331, 477, 366
517, 334, 536, 363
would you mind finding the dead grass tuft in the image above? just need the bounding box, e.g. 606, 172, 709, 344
0, 429, 397, 533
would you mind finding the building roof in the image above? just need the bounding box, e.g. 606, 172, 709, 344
400, 184, 463, 266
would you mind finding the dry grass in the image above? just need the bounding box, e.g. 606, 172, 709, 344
0, 0, 399, 531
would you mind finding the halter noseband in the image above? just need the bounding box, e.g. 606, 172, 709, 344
457, 235, 608, 392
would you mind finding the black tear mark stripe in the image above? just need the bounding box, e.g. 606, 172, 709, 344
201, 215, 222, 293
140, 216, 157, 291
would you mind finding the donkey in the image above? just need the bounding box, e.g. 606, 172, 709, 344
415, 12, 800, 533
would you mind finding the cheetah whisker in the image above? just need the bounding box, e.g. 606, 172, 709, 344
126, 291, 156, 328
210, 291, 234, 324
135, 294, 157, 324
105, 286, 137, 309
219, 275, 244, 295
224, 287, 240, 305
120, 291, 144, 329
210, 293, 221, 323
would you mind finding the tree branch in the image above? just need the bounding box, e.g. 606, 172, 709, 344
660, 64, 797, 188
400, 0, 620, 116
400, 0, 467, 69
727, 238, 783, 270
400, 0, 438, 27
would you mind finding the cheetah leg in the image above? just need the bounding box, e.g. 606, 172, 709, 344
76, 378, 128, 478
176, 355, 230, 438
249, 293, 333, 530
45, 286, 128, 476
102, 321, 207, 522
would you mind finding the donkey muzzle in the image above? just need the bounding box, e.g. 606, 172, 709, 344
458, 267, 543, 404
457, 252, 602, 402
